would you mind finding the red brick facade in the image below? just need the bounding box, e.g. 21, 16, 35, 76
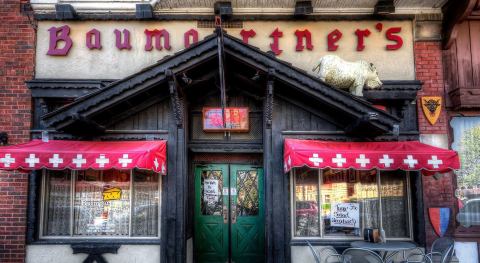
414, 41, 448, 134
0, 1, 35, 262
414, 41, 457, 247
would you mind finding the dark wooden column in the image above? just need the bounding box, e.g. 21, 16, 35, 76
264, 69, 279, 263
269, 70, 290, 263
162, 70, 187, 262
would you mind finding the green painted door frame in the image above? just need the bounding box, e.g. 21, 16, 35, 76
194, 164, 265, 263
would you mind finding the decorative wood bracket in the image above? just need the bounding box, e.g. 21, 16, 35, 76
345, 112, 388, 137
166, 69, 184, 128
265, 68, 275, 128
71, 244, 120, 263
70, 113, 106, 134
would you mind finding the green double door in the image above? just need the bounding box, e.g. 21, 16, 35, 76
194, 164, 265, 263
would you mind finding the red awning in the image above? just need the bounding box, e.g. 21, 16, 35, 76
0, 140, 167, 174
284, 139, 460, 173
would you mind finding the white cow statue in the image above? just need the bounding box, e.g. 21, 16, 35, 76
312, 55, 382, 96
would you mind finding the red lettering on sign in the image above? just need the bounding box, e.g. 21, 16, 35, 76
327, 29, 342, 51
184, 29, 199, 48
269, 28, 283, 56
145, 29, 171, 51
385, 27, 403, 50
355, 29, 371, 51
240, 29, 256, 44
295, 29, 313, 51
86, 29, 101, 50
47, 25, 73, 56
375, 23, 383, 32
114, 29, 132, 50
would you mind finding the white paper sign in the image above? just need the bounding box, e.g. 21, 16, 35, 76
204, 179, 219, 204
331, 203, 360, 228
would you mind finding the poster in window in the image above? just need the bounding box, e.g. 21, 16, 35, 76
204, 179, 219, 205
330, 203, 360, 228
203, 107, 249, 132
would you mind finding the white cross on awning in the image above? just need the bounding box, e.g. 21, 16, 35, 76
428, 155, 443, 169
49, 154, 63, 168
332, 154, 346, 167
96, 154, 109, 168
118, 154, 132, 167
72, 154, 86, 168
355, 154, 370, 168
403, 155, 418, 168
309, 153, 323, 166
25, 154, 40, 168
379, 154, 394, 168
0, 154, 15, 167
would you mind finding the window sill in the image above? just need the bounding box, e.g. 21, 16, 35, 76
290, 239, 354, 251
28, 238, 161, 245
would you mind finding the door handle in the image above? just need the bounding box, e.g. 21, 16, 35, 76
231, 197, 236, 224
223, 203, 228, 224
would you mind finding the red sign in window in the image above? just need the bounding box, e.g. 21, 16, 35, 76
203, 107, 249, 132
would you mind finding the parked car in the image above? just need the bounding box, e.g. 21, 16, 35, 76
457, 198, 480, 227
296, 201, 319, 217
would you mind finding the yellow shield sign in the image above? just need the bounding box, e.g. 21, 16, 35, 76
421, 96, 442, 125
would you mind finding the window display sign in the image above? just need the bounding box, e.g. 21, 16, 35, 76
331, 203, 360, 228
103, 186, 122, 201
204, 179, 220, 205
203, 107, 249, 132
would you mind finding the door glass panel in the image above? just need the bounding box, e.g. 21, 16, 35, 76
236, 170, 259, 216
201, 170, 223, 215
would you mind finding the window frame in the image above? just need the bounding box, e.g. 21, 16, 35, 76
290, 168, 414, 241
39, 169, 162, 240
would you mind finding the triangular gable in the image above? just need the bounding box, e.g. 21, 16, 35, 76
42, 33, 399, 133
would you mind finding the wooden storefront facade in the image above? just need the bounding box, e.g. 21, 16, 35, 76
1, 1, 467, 262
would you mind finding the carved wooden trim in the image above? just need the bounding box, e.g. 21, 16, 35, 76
265, 68, 275, 128
71, 244, 120, 263
166, 69, 184, 128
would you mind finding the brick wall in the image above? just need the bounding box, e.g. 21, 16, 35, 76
414, 41, 456, 247
0, 0, 35, 262
414, 41, 448, 134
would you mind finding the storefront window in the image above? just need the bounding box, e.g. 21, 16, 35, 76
292, 167, 411, 239
451, 117, 480, 228
41, 169, 160, 238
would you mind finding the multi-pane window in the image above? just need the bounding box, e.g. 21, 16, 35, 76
41, 169, 160, 238
292, 167, 412, 239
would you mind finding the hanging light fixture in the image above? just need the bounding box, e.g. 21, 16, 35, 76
374, 0, 395, 15
214, 1, 233, 18
294, 1, 313, 17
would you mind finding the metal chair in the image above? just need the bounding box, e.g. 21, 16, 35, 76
403, 237, 454, 263
306, 241, 342, 263
341, 248, 384, 263
306, 241, 321, 263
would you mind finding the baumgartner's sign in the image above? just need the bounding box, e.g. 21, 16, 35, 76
36, 21, 414, 80
47, 23, 403, 55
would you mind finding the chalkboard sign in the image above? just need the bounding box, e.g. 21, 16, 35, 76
331, 203, 360, 228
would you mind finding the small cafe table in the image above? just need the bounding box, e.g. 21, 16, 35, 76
350, 240, 417, 262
